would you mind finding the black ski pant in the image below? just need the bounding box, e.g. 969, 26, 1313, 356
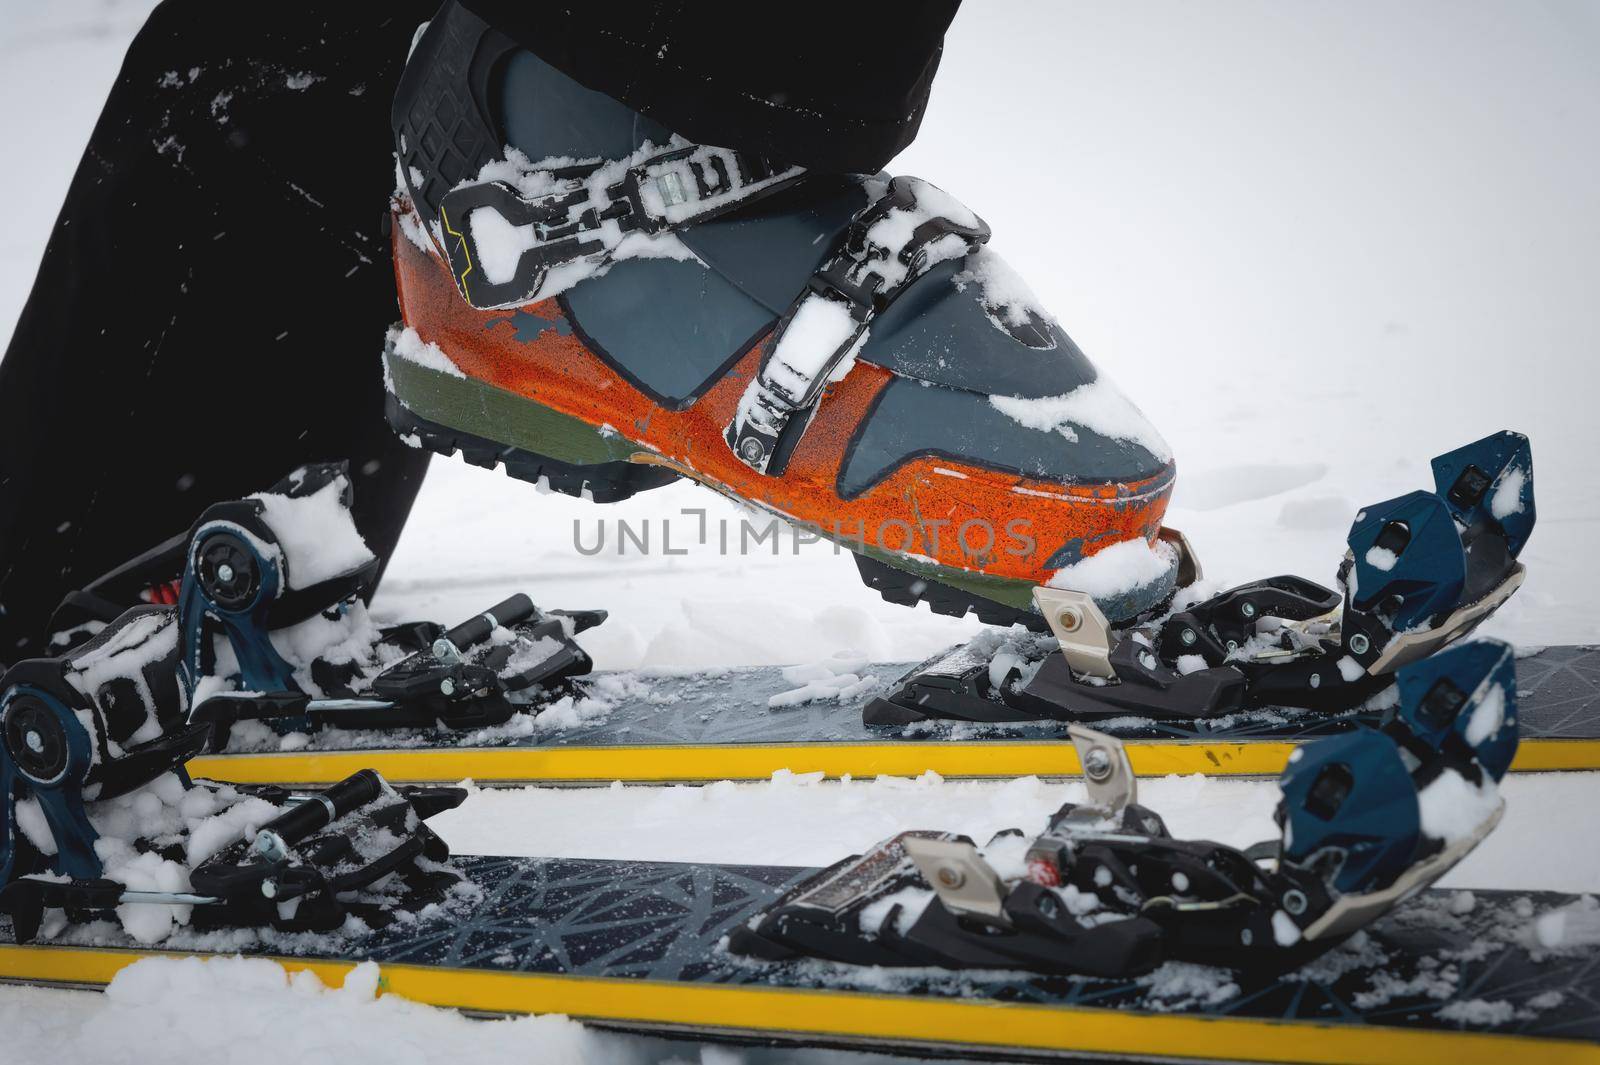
0, 0, 962, 659
460, 0, 963, 174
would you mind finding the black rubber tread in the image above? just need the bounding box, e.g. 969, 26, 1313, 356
852, 554, 1046, 631
386, 394, 680, 504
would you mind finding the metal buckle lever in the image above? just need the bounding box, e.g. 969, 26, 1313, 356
726, 176, 991, 475
438, 181, 606, 310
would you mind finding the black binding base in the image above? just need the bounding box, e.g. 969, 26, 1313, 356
864, 640, 1250, 726
852, 554, 1046, 631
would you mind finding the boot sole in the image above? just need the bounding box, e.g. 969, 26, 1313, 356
387, 392, 680, 504
384, 343, 1051, 628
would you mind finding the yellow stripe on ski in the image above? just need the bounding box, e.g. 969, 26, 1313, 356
0, 943, 1594, 1065
184, 737, 1600, 787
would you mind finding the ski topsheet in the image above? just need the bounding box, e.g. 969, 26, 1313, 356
2, 854, 1596, 1064
186, 644, 1600, 786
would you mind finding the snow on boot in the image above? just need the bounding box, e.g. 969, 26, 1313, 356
385, 1, 1179, 629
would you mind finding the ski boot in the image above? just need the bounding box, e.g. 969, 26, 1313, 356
41, 463, 604, 746
866, 430, 1533, 724
383, 1, 1180, 629
0, 603, 465, 944
732, 638, 1520, 977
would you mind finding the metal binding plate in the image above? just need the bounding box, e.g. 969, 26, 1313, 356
902, 836, 1010, 924
1031, 586, 1116, 680
1368, 564, 1526, 675
1301, 802, 1503, 941
1067, 725, 1137, 813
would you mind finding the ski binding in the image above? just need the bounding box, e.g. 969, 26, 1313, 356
41, 463, 604, 746
737, 638, 1520, 976
868, 430, 1533, 724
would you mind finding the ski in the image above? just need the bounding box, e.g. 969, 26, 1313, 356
6, 632, 1594, 1063
185, 642, 1600, 786
6, 642, 1593, 1055
3, 865, 1594, 1064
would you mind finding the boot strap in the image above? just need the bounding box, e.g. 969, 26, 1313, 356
435, 140, 803, 310
725, 176, 990, 475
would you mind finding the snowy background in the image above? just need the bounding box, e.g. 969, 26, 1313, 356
2, 1, 1598, 1062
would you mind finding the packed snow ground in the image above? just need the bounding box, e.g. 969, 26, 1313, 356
0, 955, 899, 1065
3, 1, 1598, 1062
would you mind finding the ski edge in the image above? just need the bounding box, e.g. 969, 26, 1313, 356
185, 736, 1600, 787
0, 942, 1585, 1065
